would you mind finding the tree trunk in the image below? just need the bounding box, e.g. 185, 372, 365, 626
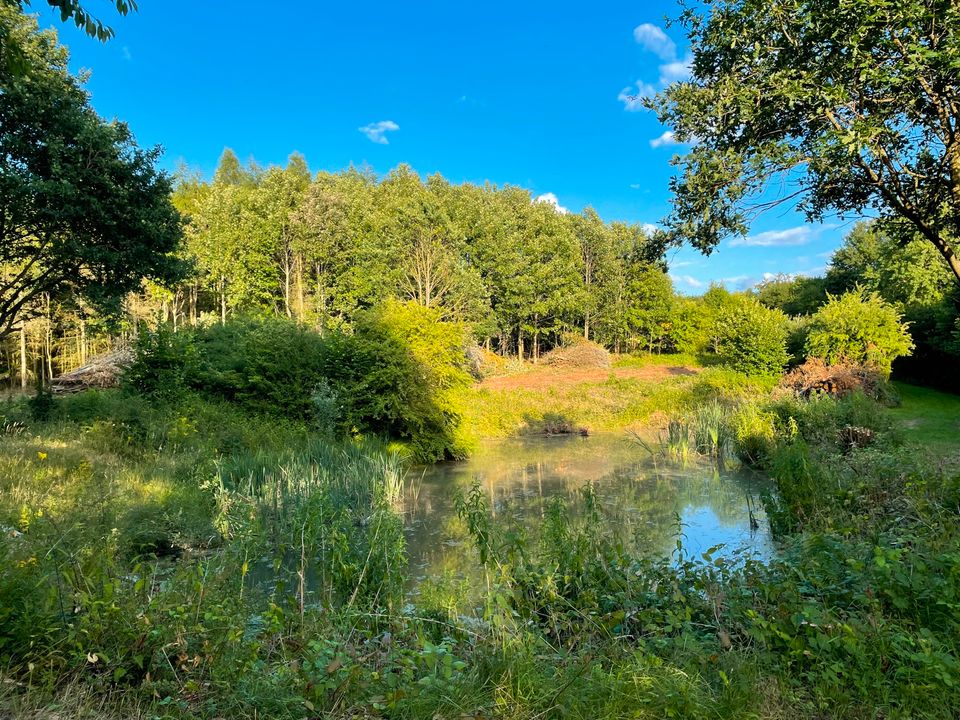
295, 253, 305, 321
518, 329, 524, 363
220, 276, 227, 325
19, 324, 27, 390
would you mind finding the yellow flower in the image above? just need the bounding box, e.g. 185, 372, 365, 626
37, 451, 47, 461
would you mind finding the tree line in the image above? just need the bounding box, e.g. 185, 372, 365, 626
167, 150, 672, 361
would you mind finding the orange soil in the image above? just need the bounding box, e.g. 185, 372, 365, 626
478, 364, 699, 392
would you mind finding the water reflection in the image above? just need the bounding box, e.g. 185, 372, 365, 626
403, 434, 772, 586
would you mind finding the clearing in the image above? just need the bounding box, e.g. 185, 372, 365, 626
478, 363, 699, 392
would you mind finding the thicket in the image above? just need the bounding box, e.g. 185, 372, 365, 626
125, 302, 471, 461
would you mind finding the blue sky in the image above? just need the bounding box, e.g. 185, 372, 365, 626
36, 0, 854, 293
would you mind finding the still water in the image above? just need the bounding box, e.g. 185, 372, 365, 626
402, 434, 773, 586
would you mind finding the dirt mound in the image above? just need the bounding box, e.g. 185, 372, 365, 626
541, 340, 611, 370
778, 358, 890, 402
51, 347, 134, 394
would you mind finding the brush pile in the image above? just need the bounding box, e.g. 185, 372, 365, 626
51, 347, 134, 393
778, 358, 892, 403
541, 339, 611, 369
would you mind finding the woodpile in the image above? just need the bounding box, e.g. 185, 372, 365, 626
51, 347, 134, 394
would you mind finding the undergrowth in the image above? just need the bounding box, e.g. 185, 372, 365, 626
0, 386, 958, 718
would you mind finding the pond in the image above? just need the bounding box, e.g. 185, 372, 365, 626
402, 434, 773, 590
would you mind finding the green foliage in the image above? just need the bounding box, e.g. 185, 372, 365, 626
712, 297, 790, 377
806, 289, 913, 377
125, 322, 198, 400
755, 274, 828, 316
650, 0, 960, 284
0, 11, 183, 336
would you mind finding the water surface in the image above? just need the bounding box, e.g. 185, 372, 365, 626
402, 434, 772, 587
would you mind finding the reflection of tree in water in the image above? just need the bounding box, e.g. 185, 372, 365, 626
402, 435, 772, 592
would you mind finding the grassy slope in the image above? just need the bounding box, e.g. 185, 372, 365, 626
890, 382, 960, 454
463, 354, 769, 439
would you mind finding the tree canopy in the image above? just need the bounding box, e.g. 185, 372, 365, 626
0, 10, 183, 337
650, 0, 960, 284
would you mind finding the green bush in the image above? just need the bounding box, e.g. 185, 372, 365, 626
190, 317, 327, 418
805, 289, 913, 377
712, 297, 791, 377
347, 300, 472, 461
124, 322, 199, 400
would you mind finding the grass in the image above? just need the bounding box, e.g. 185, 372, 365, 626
464, 359, 773, 439
3, 372, 960, 718
890, 381, 960, 454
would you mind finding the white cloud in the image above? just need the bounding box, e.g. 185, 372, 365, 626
670, 260, 695, 269
122, 46, 132, 61
671, 274, 704, 289
659, 57, 692, 84
620, 25, 691, 110
358, 120, 399, 145
533, 192, 569, 215
617, 81, 656, 111
650, 131, 678, 148
629, 183, 642, 190
730, 226, 815, 247
641, 223, 660, 236
720, 275, 751, 288
633, 23, 676, 61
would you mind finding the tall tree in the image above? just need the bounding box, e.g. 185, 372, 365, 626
650, 0, 960, 284
0, 11, 182, 338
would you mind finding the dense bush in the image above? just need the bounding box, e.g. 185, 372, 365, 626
805, 289, 913, 377
712, 297, 791, 377
123, 307, 470, 461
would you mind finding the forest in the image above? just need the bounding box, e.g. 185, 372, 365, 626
2, 1, 960, 719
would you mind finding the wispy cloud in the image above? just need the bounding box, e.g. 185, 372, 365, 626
619, 23, 692, 111
650, 131, 678, 148
641, 223, 660, 236
658, 58, 692, 84
629, 183, 642, 190
358, 120, 399, 145
633, 23, 676, 61
617, 82, 656, 110
730, 224, 837, 248
122, 45, 132, 61
533, 192, 569, 215
671, 274, 704, 290
720, 275, 751, 288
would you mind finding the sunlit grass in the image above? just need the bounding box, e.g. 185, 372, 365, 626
890, 382, 960, 454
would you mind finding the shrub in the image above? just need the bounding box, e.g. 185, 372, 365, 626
805, 289, 913, 377
191, 317, 327, 418
351, 301, 472, 461
712, 297, 791, 377
124, 321, 198, 400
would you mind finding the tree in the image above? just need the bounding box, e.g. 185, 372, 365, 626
0, 12, 183, 338
650, 0, 960, 284
755, 275, 828, 316
806, 289, 913, 376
